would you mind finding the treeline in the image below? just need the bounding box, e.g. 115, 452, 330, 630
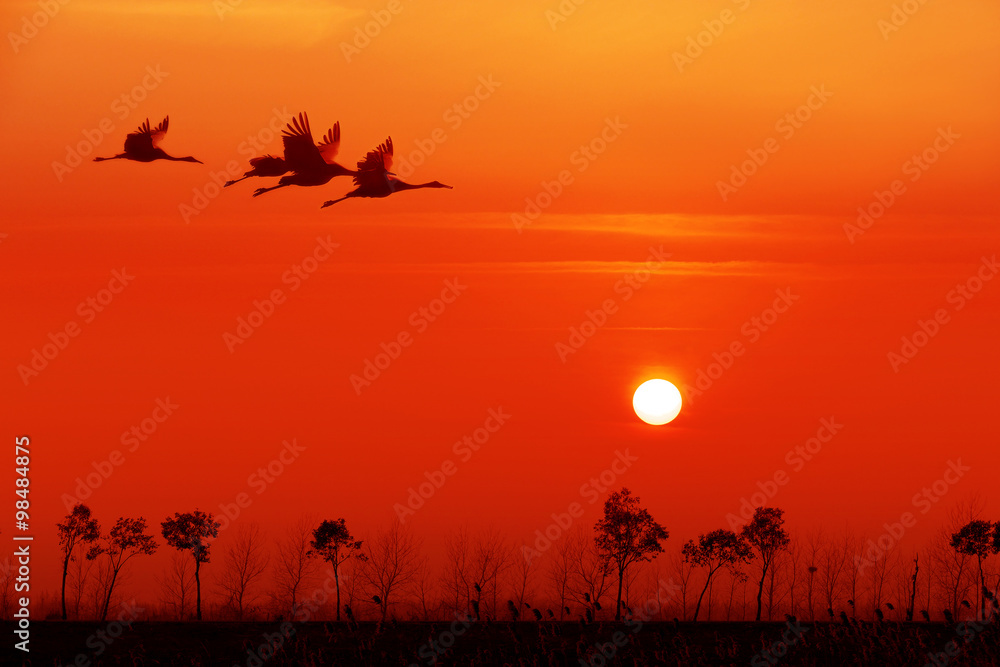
1, 489, 998, 625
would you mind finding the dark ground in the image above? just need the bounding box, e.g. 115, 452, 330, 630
4, 619, 998, 666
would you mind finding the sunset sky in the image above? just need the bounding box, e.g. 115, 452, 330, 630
3, 0, 999, 599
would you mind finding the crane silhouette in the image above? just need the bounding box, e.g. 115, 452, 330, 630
94, 117, 201, 164
252, 113, 355, 197
320, 137, 451, 208
225, 120, 341, 188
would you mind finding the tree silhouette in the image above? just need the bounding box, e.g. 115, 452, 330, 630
594, 488, 669, 621
219, 523, 269, 620
950, 519, 999, 618
362, 522, 420, 622
741, 506, 790, 621
309, 518, 365, 621
88, 517, 157, 620
160, 510, 220, 620
155, 552, 196, 620
682, 529, 752, 621
274, 518, 321, 620
56, 504, 100, 620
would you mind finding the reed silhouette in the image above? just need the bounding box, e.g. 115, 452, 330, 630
94, 117, 202, 164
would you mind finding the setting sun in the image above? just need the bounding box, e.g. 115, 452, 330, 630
632, 379, 683, 426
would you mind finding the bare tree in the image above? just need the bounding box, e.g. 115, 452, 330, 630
474, 529, 513, 620
441, 527, 473, 617
843, 532, 863, 618
273, 518, 320, 620
804, 529, 824, 621
821, 532, 848, 617
219, 523, 270, 620
67, 550, 96, 619
785, 535, 802, 618
669, 549, 695, 621
869, 541, 897, 619
361, 522, 420, 622
723, 567, 744, 621
570, 537, 615, 620
441, 527, 512, 621
155, 551, 196, 620
764, 549, 790, 621
547, 532, 577, 619
0, 555, 15, 619
905, 553, 920, 621
412, 555, 438, 620
510, 548, 536, 613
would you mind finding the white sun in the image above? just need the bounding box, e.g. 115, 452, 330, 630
632, 379, 682, 426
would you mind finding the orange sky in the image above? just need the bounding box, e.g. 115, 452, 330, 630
2, 0, 999, 600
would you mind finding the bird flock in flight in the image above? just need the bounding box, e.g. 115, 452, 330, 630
93, 113, 453, 209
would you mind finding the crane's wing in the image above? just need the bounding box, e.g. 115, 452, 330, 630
352, 137, 393, 187
378, 136, 393, 172
281, 112, 326, 173
149, 117, 169, 147
123, 118, 157, 154
317, 122, 340, 163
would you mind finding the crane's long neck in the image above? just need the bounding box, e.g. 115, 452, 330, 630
162, 153, 202, 163
326, 163, 356, 177
392, 180, 436, 192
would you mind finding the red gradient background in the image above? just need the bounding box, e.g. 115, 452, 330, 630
2, 0, 999, 604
